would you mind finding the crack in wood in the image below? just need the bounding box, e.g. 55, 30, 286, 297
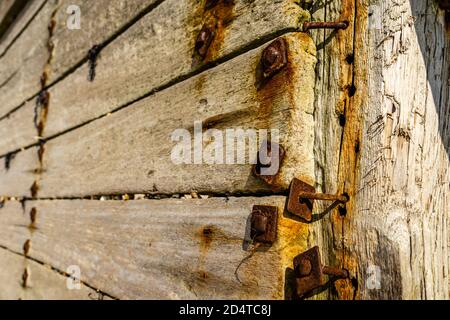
0, 244, 118, 300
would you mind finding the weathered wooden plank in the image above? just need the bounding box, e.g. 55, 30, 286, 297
305, 0, 357, 300
0, 0, 56, 119
0, 0, 17, 25
0, 0, 28, 43
0, 0, 46, 56
0, 146, 38, 198
0, 0, 309, 156
36, 33, 316, 198
351, 0, 449, 299
0, 0, 160, 120
0, 197, 307, 299
48, 0, 159, 84
308, 0, 449, 300
0, 99, 38, 155
0, 249, 100, 300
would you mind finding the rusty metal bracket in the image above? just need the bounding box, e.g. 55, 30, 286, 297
252, 141, 285, 185
250, 205, 278, 244
261, 38, 288, 79
287, 178, 348, 222
294, 246, 348, 298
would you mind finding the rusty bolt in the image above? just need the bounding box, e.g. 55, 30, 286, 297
294, 246, 349, 298
250, 205, 278, 244
322, 265, 349, 279
261, 38, 288, 79
195, 25, 214, 59
298, 258, 312, 277
303, 21, 349, 31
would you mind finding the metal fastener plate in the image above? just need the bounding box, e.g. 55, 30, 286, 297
250, 205, 278, 244
293, 246, 324, 298
287, 178, 315, 221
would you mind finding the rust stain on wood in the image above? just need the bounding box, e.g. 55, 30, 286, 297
331, 0, 367, 300
254, 36, 295, 191
192, 0, 236, 65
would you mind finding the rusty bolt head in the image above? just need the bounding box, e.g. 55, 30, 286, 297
250, 205, 278, 245
298, 258, 312, 277
252, 214, 268, 235
261, 38, 288, 79
195, 25, 214, 59
252, 141, 285, 185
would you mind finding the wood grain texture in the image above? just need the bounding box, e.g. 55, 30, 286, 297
0, 197, 308, 299
35, 33, 316, 198
0, 0, 309, 156
308, 0, 449, 299
0, 146, 38, 198
0, 0, 46, 56
0, 0, 28, 41
48, 0, 158, 84
0, 0, 161, 120
0, 0, 56, 119
0, 249, 100, 300
0, 99, 39, 155
352, 0, 449, 299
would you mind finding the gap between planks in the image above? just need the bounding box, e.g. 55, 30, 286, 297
0, 0, 166, 122
1, 191, 289, 202
0, 243, 118, 300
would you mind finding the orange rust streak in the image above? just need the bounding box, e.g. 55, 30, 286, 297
202, 0, 235, 62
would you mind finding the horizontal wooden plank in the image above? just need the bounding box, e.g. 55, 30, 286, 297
36, 33, 316, 197
0, 99, 38, 155
0, 197, 308, 299
0, 0, 46, 56
0, 0, 159, 120
0, 146, 38, 198
0, 249, 101, 300
0, 0, 55, 119
0, 0, 309, 156
0, 0, 28, 40
48, 0, 158, 84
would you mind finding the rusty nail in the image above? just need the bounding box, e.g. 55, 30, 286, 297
4, 151, 17, 171
303, 21, 349, 31
22, 268, 29, 288
195, 25, 214, 59
30, 207, 37, 225
252, 141, 285, 185
261, 38, 288, 79
87, 44, 101, 82
23, 239, 31, 256
250, 205, 278, 245
294, 246, 348, 298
